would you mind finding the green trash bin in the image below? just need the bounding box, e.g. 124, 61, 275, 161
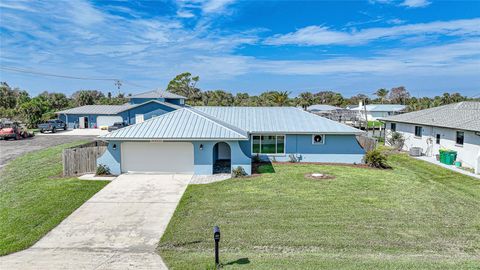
439, 149, 446, 164
444, 151, 457, 165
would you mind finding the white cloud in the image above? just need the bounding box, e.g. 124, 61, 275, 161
264, 18, 480, 46
175, 0, 236, 17
400, 0, 431, 8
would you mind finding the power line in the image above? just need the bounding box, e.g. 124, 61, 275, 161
0, 66, 150, 90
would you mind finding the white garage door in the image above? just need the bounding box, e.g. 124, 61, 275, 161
121, 142, 194, 173
97, 116, 123, 128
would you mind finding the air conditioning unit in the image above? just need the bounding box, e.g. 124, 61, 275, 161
409, 147, 423, 157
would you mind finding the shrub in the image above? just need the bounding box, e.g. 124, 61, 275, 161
231, 166, 247, 178
387, 132, 405, 150
252, 154, 261, 163
363, 149, 390, 169
96, 164, 111, 176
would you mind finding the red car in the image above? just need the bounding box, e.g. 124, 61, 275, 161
0, 121, 33, 140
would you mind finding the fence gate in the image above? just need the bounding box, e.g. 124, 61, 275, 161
62, 141, 108, 176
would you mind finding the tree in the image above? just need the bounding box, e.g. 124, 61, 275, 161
389, 86, 410, 104
313, 91, 344, 106
271, 91, 290, 106
375, 88, 389, 104
296, 92, 314, 109
233, 93, 250, 106
166, 72, 201, 104
18, 98, 48, 128
201, 90, 234, 106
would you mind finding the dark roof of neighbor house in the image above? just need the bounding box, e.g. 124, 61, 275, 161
56, 100, 181, 115
101, 108, 249, 140
380, 102, 480, 132
129, 90, 186, 99
307, 104, 343, 112
350, 104, 407, 112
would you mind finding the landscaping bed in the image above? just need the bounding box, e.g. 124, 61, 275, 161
0, 142, 109, 255
158, 153, 480, 269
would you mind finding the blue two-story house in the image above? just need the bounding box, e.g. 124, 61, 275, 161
56, 90, 186, 129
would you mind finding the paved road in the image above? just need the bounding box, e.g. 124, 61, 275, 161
0, 135, 97, 171
0, 173, 192, 270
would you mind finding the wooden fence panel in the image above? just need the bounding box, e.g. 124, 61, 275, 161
356, 135, 378, 152
62, 141, 107, 176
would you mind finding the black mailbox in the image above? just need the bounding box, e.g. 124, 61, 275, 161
214, 226, 221, 241
213, 226, 221, 267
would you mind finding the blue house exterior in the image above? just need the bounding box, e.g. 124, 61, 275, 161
97, 106, 365, 176
56, 90, 185, 128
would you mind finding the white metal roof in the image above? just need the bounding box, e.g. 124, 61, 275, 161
195, 107, 363, 134
101, 108, 249, 140
350, 104, 407, 112
130, 90, 186, 99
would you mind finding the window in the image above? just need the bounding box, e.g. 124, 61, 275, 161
436, 134, 441, 144
252, 135, 285, 154
414, 126, 422, 137
390, 123, 396, 132
456, 131, 464, 145
312, 134, 325, 144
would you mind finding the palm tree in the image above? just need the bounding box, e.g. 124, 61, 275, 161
271, 91, 291, 106
297, 92, 314, 110
375, 88, 389, 104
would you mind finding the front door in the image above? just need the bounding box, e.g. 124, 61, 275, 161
135, 114, 144, 124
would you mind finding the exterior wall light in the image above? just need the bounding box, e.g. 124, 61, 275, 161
200, 144, 203, 150
112, 144, 117, 150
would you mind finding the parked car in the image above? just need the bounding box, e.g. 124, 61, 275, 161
107, 122, 127, 132
38, 119, 67, 133
0, 121, 33, 140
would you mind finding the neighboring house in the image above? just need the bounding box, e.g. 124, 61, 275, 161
381, 102, 480, 173
97, 106, 365, 175
307, 104, 357, 122
306, 104, 343, 113
350, 102, 406, 121
56, 90, 185, 129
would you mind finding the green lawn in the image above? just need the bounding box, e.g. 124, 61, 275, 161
158, 153, 480, 269
0, 142, 109, 256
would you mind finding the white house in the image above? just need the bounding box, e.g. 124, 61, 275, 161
381, 102, 480, 174
350, 101, 406, 121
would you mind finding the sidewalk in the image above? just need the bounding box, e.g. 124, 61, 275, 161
415, 156, 480, 180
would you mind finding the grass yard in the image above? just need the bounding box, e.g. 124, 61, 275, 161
0, 142, 109, 256
158, 153, 480, 269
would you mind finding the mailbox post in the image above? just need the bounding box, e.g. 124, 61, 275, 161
213, 226, 221, 267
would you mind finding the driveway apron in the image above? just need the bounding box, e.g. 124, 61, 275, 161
0, 173, 192, 270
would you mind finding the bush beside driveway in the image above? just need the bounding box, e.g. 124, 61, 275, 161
0, 142, 109, 256
158, 154, 480, 269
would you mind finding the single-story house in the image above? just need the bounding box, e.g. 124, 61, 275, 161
56, 90, 185, 129
380, 101, 480, 174
306, 104, 343, 113
97, 106, 366, 175
350, 101, 406, 121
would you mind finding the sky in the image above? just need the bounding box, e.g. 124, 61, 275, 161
0, 0, 479, 98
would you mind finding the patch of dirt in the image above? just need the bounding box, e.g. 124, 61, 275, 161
304, 173, 336, 180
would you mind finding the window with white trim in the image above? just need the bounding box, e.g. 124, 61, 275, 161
414, 126, 422, 137
312, 134, 325, 144
252, 135, 285, 154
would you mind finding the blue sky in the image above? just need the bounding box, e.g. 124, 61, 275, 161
0, 0, 479, 97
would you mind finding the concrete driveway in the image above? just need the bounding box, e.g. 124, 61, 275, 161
0, 173, 192, 270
